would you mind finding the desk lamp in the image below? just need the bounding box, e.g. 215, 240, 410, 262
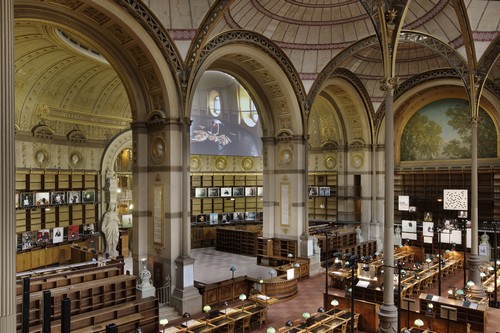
331, 299, 339, 317
159, 318, 168, 333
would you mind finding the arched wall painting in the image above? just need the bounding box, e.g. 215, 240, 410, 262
400, 98, 497, 161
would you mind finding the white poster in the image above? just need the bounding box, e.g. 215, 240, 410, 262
398, 195, 410, 211
402, 220, 417, 233
443, 189, 468, 210
424, 236, 433, 244
402, 232, 417, 240
467, 228, 471, 248
423, 222, 434, 237
53, 227, 64, 244
450, 230, 462, 245
280, 183, 290, 226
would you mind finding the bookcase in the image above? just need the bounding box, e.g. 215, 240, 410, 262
257, 237, 298, 262
15, 169, 100, 265
190, 172, 263, 223
308, 172, 338, 221
215, 227, 261, 256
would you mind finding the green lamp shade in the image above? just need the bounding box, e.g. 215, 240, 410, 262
203, 305, 211, 312
331, 299, 339, 307
159, 318, 169, 326
302, 312, 311, 319
266, 327, 276, 333
414, 319, 424, 327
239, 294, 247, 301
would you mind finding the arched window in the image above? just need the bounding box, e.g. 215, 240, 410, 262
239, 86, 258, 127
208, 90, 221, 117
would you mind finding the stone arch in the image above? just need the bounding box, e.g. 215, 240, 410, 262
15, 0, 182, 121
187, 30, 306, 138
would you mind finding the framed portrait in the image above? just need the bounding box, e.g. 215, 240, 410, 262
195, 188, 207, 198
20, 192, 34, 208
233, 187, 244, 197
82, 190, 95, 203
196, 214, 207, 223
67, 191, 81, 204
308, 186, 318, 197
458, 210, 467, 218
319, 187, 331, 197
53, 227, 64, 244
220, 187, 232, 197
245, 187, 256, 196
51, 192, 66, 205
35, 192, 50, 206
208, 187, 220, 198
22, 231, 33, 250
68, 225, 79, 240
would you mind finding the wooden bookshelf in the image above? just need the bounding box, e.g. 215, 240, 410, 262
215, 227, 261, 256
308, 172, 338, 221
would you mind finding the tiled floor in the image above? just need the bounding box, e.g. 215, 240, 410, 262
134, 248, 500, 332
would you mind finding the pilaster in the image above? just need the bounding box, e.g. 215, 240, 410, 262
0, 0, 16, 330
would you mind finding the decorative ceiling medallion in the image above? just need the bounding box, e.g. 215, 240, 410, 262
241, 157, 254, 171
151, 137, 166, 164
69, 151, 83, 168
215, 157, 227, 171
34, 148, 50, 167
351, 154, 364, 169
190, 156, 201, 171
324, 155, 336, 170
278, 147, 293, 167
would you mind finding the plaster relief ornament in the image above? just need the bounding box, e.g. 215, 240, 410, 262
151, 137, 166, 164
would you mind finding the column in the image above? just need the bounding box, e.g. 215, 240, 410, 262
171, 117, 202, 314
469, 116, 485, 296
261, 137, 276, 238
0, 0, 16, 331
378, 78, 398, 333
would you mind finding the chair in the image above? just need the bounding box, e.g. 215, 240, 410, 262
334, 322, 347, 333
256, 309, 267, 329
220, 320, 236, 333
239, 316, 251, 333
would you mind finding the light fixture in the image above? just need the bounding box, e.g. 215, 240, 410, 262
239, 293, 247, 310
302, 312, 311, 319
428, 303, 434, 310
117, 188, 122, 193
294, 263, 300, 268
230, 266, 236, 279
414, 318, 424, 328
488, 266, 495, 271
288, 253, 293, 259
129, 203, 133, 210
317, 307, 325, 313
266, 327, 276, 333
269, 269, 277, 281
331, 299, 339, 317
467, 280, 475, 288
182, 312, 191, 327
159, 318, 169, 333
285, 320, 294, 327
203, 305, 211, 313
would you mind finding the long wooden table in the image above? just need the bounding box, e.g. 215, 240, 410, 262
277, 309, 351, 333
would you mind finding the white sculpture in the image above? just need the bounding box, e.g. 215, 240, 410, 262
101, 202, 120, 257
394, 226, 402, 247
355, 225, 364, 244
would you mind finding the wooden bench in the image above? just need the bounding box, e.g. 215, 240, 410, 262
22, 297, 159, 333
16, 264, 124, 296
16, 274, 137, 330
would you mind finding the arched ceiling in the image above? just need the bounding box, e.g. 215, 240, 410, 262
15, 21, 131, 141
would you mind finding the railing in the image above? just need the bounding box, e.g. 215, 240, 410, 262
156, 274, 171, 306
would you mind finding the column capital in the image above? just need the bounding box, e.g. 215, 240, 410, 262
379, 77, 399, 93
180, 117, 192, 127
470, 115, 479, 126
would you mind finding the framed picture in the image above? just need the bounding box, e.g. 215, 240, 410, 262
196, 214, 207, 223
121, 214, 133, 228
36, 229, 50, 244
245, 212, 256, 221
233, 187, 244, 197
35, 192, 50, 206
221, 213, 232, 223
51, 191, 66, 205
67, 191, 81, 204
220, 187, 232, 197
20, 192, 34, 208
82, 190, 95, 203
319, 187, 331, 197
245, 187, 256, 196
208, 187, 220, 198
424, 212, 433, 222
22, 231, 33, 250
458, 210, 467, 218
68, 225, 79, 241
233, 212, 244, 221
308, 186, 318, 197
53, 227, 64, 244
257, 187, 263, 197
209, 213, 219, 224
195, 188, 207, 198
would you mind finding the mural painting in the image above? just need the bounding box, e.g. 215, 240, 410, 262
400, 99, 497, 161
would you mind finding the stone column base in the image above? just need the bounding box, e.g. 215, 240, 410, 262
468, 254, 486, 297
170, 256, 202, 315
378, 303, 398, 333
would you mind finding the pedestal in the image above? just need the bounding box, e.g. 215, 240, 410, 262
378, 303, 398, 333
170, 256, 202, 315
468, 254, 486, 297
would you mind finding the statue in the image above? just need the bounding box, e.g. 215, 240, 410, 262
394, 225, 402, 247
355, 225, 364, 244
102, 203, 120, 257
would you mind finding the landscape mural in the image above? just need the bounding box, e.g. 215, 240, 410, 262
400, 98, 497, 161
